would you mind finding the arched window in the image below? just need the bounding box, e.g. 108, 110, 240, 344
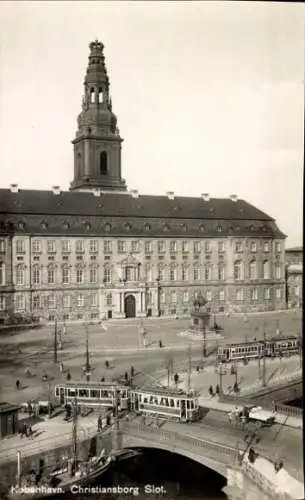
98, 88, 103, 103
249, 260, 257, 280
233, 261, 243, 281
90, 88, 95, 103
0, 262, 5, 286
100, 151, 107, 175
263, 260, 270, 279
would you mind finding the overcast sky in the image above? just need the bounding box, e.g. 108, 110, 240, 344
0, 1, 303, 247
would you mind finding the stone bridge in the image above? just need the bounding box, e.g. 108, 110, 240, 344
120, 422, 247, 478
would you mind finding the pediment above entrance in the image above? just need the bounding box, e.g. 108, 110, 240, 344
118, 252, 141, 266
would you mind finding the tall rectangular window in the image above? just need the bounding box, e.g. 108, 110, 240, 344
63, 295, 71, 308
89, 240, 98, 253
170, 266, 177, 281
218, 242, 224, 253
235, 242, 242, 253
90, 268, 97, 283
183, 291, 189, 302
131, 241, 139, 253
77, 294, 84, 308
47, 266, 55, 284
182, 241, 189, 252
250, 242, 257, 252
158, 266, 165, 281
236, 289, 244, 301
158, 241, 165, 253
16, 265, 24, 285
104, 240, 112, 253
76, 240, 84, 253
193, 265, 200, 281
47, 240, 56, 253
32, 240, 41, 253
250, 288, 258, 300
193, 241, 200, 253
62, 267, 70, 284
182, 266, 189, 281
61, 240, 70, 252
170, 241, 177, 253
219, 289, 225, 301
118, 241, 127, 253
145, 241, 152, 253
0, 240, 5, 252
0, 295, 5, 311
263, 242, 269, 252
15, 293, 25, 311
104, 267, 112, 283
275, 242, 281, 253
16, 240, 25, 253
76, 268, 83, 284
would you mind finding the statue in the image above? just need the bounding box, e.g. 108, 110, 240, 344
193, 292, 207, 312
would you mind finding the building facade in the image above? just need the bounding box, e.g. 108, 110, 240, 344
285, 247, 302, 309
0, 41, 286, 323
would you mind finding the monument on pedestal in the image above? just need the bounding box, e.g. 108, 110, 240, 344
189, 292, 210, 333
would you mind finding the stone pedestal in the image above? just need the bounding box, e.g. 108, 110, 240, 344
189, 311, 210, 333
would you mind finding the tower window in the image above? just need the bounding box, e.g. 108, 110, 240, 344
90, 88, 95, 103
100, 151, 107, 175
98, 88, 103, 103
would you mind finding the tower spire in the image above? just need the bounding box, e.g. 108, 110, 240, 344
70, 40, 127, 192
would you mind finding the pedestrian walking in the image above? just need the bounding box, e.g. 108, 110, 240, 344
97, 415, 102, 432
60, 362, 64, 373
130, 366, 134, 377
215, 384, 220, 395
66, 371, 71, 381
105, 360, 109, 369
16, 380, 20, 390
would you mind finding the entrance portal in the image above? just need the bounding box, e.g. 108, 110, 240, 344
124, 294, 136, 318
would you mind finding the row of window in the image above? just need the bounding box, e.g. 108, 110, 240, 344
0, 284, 284, 313
8, 238, 282, 255
8, 261, 282, 286
1, 259, 283, 287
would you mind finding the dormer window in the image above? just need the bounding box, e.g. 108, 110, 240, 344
98, 88, 103, 103
105, 223, 111, 232
145, 223, 151, 231
100, 151, 107, 175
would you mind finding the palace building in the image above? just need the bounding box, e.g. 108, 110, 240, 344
0, 40, 286, 322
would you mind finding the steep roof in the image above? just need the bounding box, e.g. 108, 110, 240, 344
0, 188, 275, 221
0, 189, 286, 238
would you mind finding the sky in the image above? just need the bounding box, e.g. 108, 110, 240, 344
0, 1, 304, 248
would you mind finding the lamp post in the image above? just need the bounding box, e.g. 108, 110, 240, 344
53, 317, 58, 364
262, 322, 267, 387
84, 324, 91, 382
156, 277, 161, 317
202, 326, 207, 359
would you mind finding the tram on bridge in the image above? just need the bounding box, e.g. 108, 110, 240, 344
130, 386, 200, 423
54, 382, 200, 422
217, 335, 299, 363
54, 381, 129, 410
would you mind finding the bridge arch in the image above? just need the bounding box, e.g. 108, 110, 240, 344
121, 436, 228, 478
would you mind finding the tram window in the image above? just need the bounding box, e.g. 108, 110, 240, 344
186, 400, 190, 409
55, 387, 59, 396
90, 390, 99, 398
67, 389, 76, 397
79, 389, 89, 398
165, 398, 169, 407
177, 400, 180, 407
143, 397, 148, 403
170, 399, 174, 407
190, 401, 194, 409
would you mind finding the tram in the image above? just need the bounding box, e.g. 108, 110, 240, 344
54, 381, 200, 423
54, 381, 129, 410
217, 335, 299, 363
130, 386, 200, 423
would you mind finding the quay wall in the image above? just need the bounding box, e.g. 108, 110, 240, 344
0, 431, 113, 496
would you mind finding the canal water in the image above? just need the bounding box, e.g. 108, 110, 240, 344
65, 449, 227, 499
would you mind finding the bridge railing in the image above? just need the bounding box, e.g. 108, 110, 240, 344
123, 421, 237, 461
241, 460, 293, 500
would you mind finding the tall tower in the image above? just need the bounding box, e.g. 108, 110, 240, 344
70, 40, 127, 192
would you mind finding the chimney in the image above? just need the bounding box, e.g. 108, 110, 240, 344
201, 193, 210, 202
52, 185, 61, 195
130, 190, 139, 198
10, 184, 19, 193
93, 188, 101, 197
166, 191, 175, 200
229, 194, 238, 202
